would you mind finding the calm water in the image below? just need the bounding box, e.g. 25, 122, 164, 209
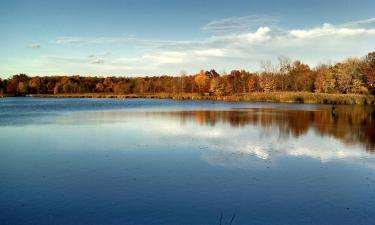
1, 97, 375, 225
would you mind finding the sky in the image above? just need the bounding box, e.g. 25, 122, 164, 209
1, 0, 375, 78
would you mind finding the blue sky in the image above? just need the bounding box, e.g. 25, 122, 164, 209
1, 0, 375, 77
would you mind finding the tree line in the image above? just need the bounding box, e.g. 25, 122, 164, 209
1, 52, 374, 96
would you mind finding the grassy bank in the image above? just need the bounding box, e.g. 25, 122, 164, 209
23, 92, 375, 105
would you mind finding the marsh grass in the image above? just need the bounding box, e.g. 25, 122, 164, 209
26, 92, 375, 105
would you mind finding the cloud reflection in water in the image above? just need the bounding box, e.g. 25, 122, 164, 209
61, 105, 375, 169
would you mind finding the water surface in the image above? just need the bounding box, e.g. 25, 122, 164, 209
1, 98, 375, 225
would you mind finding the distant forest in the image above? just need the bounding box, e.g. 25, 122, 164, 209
1, 52, 375, 96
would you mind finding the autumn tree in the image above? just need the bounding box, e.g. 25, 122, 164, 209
339, 58, 368, 94
0, 78, 3, 94
1, 51, 374, 96
103, 77, 114, 92
184, 75, 197, 93
259, 72, 276, 92
209, 76, 226, 96
134, 78, 146, 94
6, 74, 30, 95
46, 79, 57, 94
289, 61, 316, 92
177, 71, 187, 93
248, 74, 260, 92
28, 77, 43, 94
365, 52, 375, 93
54, 77, 80, 94
227, 70, 250, 94
206, 69, 220, 78
278, 56, 292, 91
314, 65, 337, 93
194, 70, 210, 93
95, 83, 104, 92
259, 60, 278, 92
113, 81, 129, 94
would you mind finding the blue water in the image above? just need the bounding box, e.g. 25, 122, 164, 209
0, 97, 374, 225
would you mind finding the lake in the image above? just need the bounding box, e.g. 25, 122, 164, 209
0, 97, 375, 225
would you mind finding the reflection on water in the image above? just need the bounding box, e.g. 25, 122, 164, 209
145, 106, 375, 152
1, 98, 375, 225
62, 105, 375, 152
81, 106, 374, 170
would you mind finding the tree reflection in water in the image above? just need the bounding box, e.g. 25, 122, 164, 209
147, 106, 375, 152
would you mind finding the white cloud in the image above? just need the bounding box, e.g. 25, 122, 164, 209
38, 17, 375, 76
145, 115, 375, 170
289, 23, 375, 39
193, 48, 225, 57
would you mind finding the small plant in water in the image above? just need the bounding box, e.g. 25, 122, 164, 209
218, 211, 236, 225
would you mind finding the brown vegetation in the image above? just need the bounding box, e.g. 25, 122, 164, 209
24, 92, 375, 105
1, 52, 375, 104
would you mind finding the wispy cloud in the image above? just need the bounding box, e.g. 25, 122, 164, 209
29, 44, 41, 49
91, 59, 104, 64
43, 56, 88, 64
56, 36, 136, 45
340, 17, 375, 29
201, 15, 278, 33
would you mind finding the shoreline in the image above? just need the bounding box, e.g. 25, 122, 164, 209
6, 92, 373, 105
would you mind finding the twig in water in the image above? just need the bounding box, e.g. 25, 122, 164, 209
228, 213, 236, 225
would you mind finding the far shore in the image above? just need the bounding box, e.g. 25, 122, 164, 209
1, 92, 373, 105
